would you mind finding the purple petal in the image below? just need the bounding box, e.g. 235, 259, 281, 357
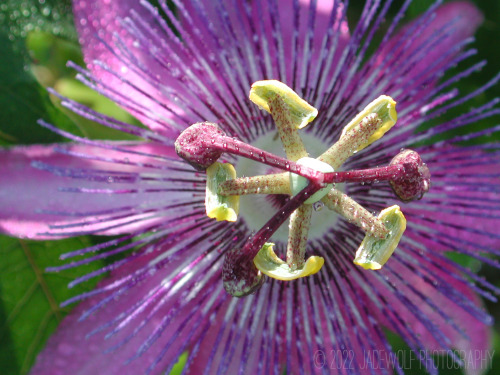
73, 1, 186, 137
0, 142, 186, 239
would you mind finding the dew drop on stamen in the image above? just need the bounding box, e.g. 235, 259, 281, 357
313, 201, 324, 212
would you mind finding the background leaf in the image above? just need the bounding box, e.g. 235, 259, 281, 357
0, 236, 105, 375
0, 0, 78, 146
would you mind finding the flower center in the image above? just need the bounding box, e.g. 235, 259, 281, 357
236, 131, 338, 242
175, 80, 431, 297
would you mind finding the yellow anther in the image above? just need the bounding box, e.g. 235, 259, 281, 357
205, 162, 240, 222
340, 95, 397, 152
354, 205, 406, 270
253, 243, 324, 280
249, 80, 318, 129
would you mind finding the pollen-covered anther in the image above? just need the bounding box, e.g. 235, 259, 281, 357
253, 243, 324, 280
175, 122, 226, 170
341, 95, 397, 150
354, 205, 406, 270
319, 95, 397, 168
250, 80, 318, 129
205, 162, 239, 222
389, 149, 431, 202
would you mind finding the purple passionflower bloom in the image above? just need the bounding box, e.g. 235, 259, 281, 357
1, 0, 499, 374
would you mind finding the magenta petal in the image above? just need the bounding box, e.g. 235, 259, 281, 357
73, 1, 185, 137
0, 142, 178, 239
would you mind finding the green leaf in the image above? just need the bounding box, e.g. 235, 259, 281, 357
0, 0, 78, 146
0, 0, 76, 41
0, 30, 74, 145
0, 236, 105, 375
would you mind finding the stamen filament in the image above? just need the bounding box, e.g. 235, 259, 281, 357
286, 204, 313, 269
322, 189, 389, 238
218, 173, 291, 196
268, 96, 309, 161
318, 113, 383, 169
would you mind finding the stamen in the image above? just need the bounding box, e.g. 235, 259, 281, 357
222, 182, 322, 297
318, 113, 382, 169
249, 80, 318, 129
354, 205, 407, 270
286, 204, 313, 270
267, 95, 309, 161
253, 243, 324, 281
340, 96, 397, 149
319, 96, 397, 168
322, 189, 389, 239
218, 173, 290, 196
205, 162, 239, 222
